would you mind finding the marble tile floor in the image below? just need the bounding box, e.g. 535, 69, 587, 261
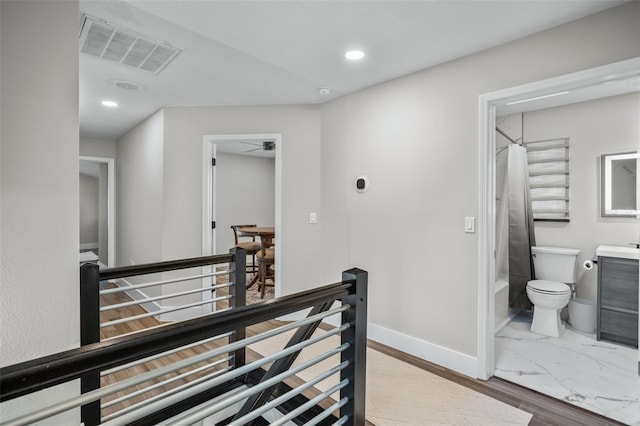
495, 311, 638, 425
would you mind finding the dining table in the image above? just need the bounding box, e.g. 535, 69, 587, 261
238, 226, 275, 289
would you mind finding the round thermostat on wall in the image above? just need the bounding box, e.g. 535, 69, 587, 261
355, 175, 369, 193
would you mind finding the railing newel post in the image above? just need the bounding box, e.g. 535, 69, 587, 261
340, 268, 368, 425
80, 262, 101, 426
229, 247, 247, 370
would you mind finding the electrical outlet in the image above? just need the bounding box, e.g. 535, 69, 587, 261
309, 212, 317, 224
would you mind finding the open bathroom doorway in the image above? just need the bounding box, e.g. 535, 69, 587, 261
478, 57, 640, 424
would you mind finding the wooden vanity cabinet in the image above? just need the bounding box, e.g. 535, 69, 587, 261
597, 256, 639, 348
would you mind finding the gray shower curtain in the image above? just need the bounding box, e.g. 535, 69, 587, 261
507, 145, 536, 309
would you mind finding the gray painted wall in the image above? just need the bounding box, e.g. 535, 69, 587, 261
0, 0, 80, 422
525, 93, 640, 302
80, 136, 117, 159
116, 110, 164, 297
0, 0, 79, 363
162, 106, 322, 293
318, 2, 640, 357
79, 173, 99, 245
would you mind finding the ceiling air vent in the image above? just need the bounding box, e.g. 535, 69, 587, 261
79, 15, 182, 75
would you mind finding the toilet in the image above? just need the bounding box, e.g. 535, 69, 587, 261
526, 246, 580, 337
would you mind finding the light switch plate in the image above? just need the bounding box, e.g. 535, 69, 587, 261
309, 212, 317, 224
465, 216, 475, 233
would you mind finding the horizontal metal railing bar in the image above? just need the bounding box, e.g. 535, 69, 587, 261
102, 332, 233, 376
100, 295, 234, 328
0, 284, 352, 401
100, 271, 229, 295
128, 380, 247, 426
101, 356, 232, 411
100, 283, 231, 312
102, 362, 233, 421
333, 414, 350, 425
306, 397, 349, 426
102, 335, 349, 426
227, 362, 349, 426
2, 321, 349, 426
101, 308, 234, 343
165, 347, 350, 426
98, 254, 233, 281
270, 379, 349, 426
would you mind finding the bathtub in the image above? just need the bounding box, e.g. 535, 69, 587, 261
495, 278, 510, 333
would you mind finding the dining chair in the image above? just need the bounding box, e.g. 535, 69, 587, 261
256, 234, 275, 298
230, 224, 260, 275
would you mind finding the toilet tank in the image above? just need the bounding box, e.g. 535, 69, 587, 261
532, 246, 580, 284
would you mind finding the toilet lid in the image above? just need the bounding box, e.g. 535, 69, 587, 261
527, 280, 571, 295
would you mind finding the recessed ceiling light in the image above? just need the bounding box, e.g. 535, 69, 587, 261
318, 87, 332, 95
101, 100, 118, 108
345, 50, 365, 61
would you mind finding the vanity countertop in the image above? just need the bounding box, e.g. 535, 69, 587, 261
596, 245, 640, 260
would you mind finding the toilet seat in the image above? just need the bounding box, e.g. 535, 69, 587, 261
527, 279, 571, 295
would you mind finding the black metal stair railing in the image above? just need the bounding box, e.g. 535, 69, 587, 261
79, 247, 247, 425
0, 259, 368, 426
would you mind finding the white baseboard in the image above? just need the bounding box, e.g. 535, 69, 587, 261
275, 312, 478, 377
494, 317, 512, 334
368, 322, 479, 379
114, 278, 162, 315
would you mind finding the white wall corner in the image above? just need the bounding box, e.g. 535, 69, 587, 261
368, 322, 479, 379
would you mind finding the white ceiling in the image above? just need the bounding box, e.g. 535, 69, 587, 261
79, 0, 629, 141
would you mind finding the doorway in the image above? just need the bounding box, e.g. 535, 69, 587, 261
79, 156, 115, 268
202, 133, 282, 297
478, 56, 640, 379
477, 57, 640, 423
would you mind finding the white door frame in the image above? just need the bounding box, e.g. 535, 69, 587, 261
202, 133, 282, 303
79, 155, 116, 268
477, 57, 640, 380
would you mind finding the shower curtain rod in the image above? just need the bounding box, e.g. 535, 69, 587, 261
496, 126, 520, 145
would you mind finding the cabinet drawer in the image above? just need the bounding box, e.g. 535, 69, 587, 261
599, 308, 638, 346
599, 257, 639, 312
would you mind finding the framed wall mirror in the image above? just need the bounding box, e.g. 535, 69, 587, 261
601, 151, 639, 217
